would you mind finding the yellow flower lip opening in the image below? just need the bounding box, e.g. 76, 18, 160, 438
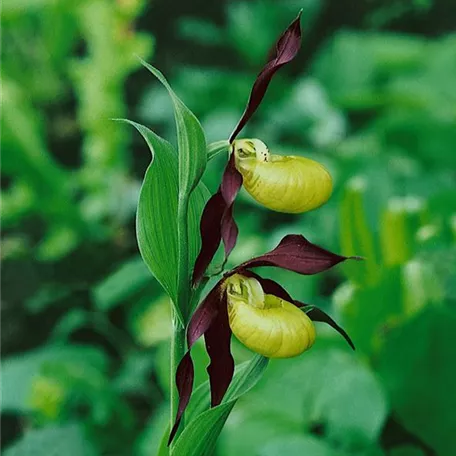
226, 274, 316, 358
232, 138, 333, 214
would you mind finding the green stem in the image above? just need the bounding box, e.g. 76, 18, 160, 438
170, 194, 191, 445
177, 195, 191, 321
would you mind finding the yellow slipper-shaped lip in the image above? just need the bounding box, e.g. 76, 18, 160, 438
226, 274, 316, 358
233, 139, 333, 214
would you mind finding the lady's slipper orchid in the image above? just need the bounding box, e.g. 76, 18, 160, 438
226, 274, 316, 358
169, 234, 357, 443
233, 138, 333, 214
192, 12, 333, 286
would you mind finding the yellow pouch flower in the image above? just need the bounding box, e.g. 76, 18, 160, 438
226, 274, 316, 358
233, 139, 333, 213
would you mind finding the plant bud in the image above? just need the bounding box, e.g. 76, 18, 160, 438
226, 274, 316, 358
233, 139, 333, 214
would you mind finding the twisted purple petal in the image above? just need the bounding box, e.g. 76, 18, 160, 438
229, 11, 302, 142
204, 292, 235, 406
168, 281, 225, 444
192, 156, 243, 286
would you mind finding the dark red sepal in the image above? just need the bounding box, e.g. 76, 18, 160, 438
168, 281, 226, 445
303, 305, 355, 351
229, 11, 302, 142
192, 156, 243, 286
220, 154, 243, 258
204, 292, 235, 406
220, 153, 243, 206
192, 192, 226, 286
237, 234, 350, 275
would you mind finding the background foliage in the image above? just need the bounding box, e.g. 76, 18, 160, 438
2, 0, 455, 455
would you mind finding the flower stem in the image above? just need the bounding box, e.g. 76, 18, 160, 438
170, 194, 190, 444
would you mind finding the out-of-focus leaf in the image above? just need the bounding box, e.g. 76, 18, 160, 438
171, 355, 268, 456
51, 309, 89, 341
259, 435, 340, 456
129, 295, 172, 347
119, 120, 210, 322
219, 346, 387, 454
4, 424, 95, 456
339, 177, 380, 285
389, 447, 426, 456
334, 269, 403, 356
186, 354, 268, 421
139, 60, 207, 198
377, 306, 456, 456
93, 256, 151, 311
380, 197, 425, 267
1, 346, 107, 413
177, 17, 225, 46
402, 259, 443, 317
135, 404, 169, 456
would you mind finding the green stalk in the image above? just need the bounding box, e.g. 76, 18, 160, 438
170, 195, 191, 446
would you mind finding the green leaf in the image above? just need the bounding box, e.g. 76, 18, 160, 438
186, 354, 266, 421
259, 435, 340, 456
93, 256, 151, 311
139, 59, 207, 197
207, 140, 230, 161
171, 355, 268, 456
334, 269, 403, 356
118, 120, 210, 321
389, 447, 426, 456
4, 424, 95, 456
51, 309, 89, 341
156, 424, 171, 456
1, 345, 107, 412
339, 177, 380, 285
219, 347, 388, 454
377, 306, 456, 456
129, 295, 172, 347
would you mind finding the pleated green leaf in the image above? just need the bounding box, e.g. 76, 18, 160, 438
171, 355, 268, 456
139, 59, 207, 198
119, 120, 209, 323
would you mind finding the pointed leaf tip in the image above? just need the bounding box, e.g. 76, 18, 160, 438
140, 59, 207, 196
229, 13, 302, 142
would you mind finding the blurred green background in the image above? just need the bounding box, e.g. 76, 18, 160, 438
2, 0, 456, 455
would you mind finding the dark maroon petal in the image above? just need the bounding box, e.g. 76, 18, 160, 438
187, 281, 225, 346
229, 11, 302, 143
237, 234, 351, 275
204, 292, 235, 406
168, 351, 194, 444
221, 205, 238, 258
193, 156, 243, 286
192, 192, 226, 286
169, 282, 225, 444
304, 305, 355, 351
220, 153, 243, 206
241, 270, 294, 302
220, 154, 243, 258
